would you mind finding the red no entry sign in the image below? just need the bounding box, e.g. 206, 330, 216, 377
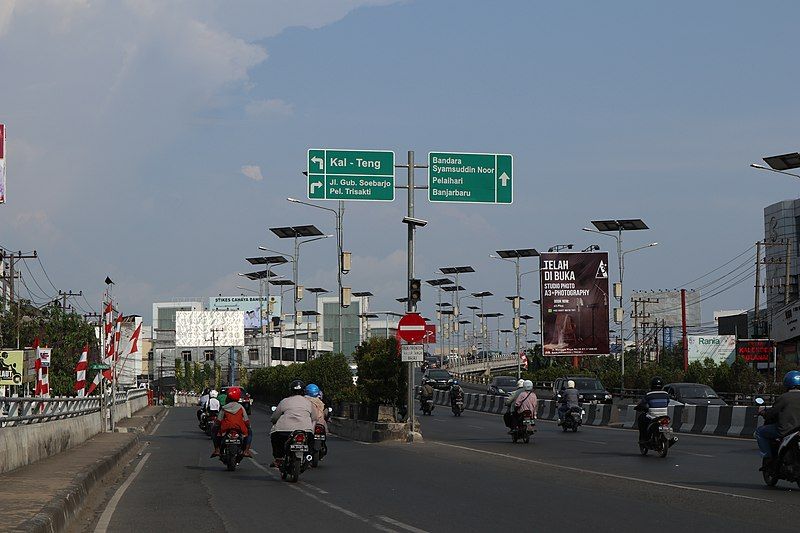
398, 313, 426, 343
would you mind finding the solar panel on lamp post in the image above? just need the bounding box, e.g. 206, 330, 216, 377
491, 249, 539, 379
427, 278, 453, 363
267, 226, 330, 362
269, 278, 295, 362
242, 255, 288, 368
440, 267, 474, 362
582, 219, 651, 385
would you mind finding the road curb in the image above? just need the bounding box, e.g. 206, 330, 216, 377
14, 406, 166, 533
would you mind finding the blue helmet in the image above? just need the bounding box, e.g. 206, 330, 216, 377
305, 383, 321, 397
783, 370, 800, 390
452, 380, 459, 386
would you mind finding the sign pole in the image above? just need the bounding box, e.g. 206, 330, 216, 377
406, 150, 415, 438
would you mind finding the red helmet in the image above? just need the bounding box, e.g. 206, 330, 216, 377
227, 387, 241, 402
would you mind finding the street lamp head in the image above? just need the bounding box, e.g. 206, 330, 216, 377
750, 163, 769, 170
402, 216, 428, 227
287, 197, 299, 203
649, 242, 658, 247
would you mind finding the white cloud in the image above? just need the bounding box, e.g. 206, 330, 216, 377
245, 98, 293, 117
241, 165, 264, 181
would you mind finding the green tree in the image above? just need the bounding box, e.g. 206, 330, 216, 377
0, 302, 98, 396
352, 337, 406, 408
174, 358, 184, 390
183, 360, 193, 391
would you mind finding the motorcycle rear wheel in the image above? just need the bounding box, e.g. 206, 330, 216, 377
762, 468, 779, 487
311, 451, 320, 468
226, 454, 237, 471
572, 426, 578, 433
523, 433, 530, 444
562, 425, 568, 432
289, 459, 301, 483
658, 436, 669, 458
639, 445, 648, 456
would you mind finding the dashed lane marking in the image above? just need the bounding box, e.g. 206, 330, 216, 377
377, 515, 430, 533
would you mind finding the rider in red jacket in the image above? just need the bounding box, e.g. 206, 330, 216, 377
211, 387, 253, 457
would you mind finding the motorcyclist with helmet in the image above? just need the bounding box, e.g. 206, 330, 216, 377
503, 379, 526, 429
449, 379, 464, 410
514, 380, 538, 425
210, 386, 253, 458
197, 387, 210, 421
207, 389, 221, 418
557, 379, 580, 425
305, 383, 328, 431
756, 370, 800, 472
270, 380, 320, 467
419, 380, 434, 411
634, 376, 671, 444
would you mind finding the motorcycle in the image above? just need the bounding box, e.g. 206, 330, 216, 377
219, 429, 245, 471
510, 409, 536, 444
638, 415, 677, 458
755, 397, 800, 488
421, 398, 434, 415
562, 406, 585, 433
280, 430, 312, 483
311, 423, 328, 467
199, 410, 210, 432
452, 396, 465, 416
205, 412, 218, 438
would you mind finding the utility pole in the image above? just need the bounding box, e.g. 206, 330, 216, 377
631, 295, 657, 367
58, 290, 82, 312
754, 241, 762, 337
0, 251, 38, 349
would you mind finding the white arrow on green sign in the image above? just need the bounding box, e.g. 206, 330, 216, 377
428, 151, 513, 204
307, 149, 395, 201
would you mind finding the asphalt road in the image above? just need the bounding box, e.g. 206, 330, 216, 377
92, 406, 800, 532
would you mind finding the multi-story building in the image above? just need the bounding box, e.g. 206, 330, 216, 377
317, 295, 369, 358
763, 199, 800, 315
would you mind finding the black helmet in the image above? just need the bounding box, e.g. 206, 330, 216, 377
650, 376, 664, 391
290, 379, 305, 395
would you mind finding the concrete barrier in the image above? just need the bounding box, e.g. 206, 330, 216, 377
328, 417, 409, 442
431, 389, 615, 426
174, 393, 199, 407
620, 404, 761, 438
0, 390, 152, 474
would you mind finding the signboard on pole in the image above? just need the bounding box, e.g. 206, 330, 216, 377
540, 252, 610, 356
401, 344, 424, 362
0, 123, 6, 204
736, 339, 774, 363
398, 313, 426, 343
37, 347, 51, 368
0, 350, 23, 385
424, 324, 437, 344
209, 295, 281, 328
687, 335, 736, 365
428, 151, 512, 204
307, 149, 395, 201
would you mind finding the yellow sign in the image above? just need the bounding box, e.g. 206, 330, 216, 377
0, 350, 24, 385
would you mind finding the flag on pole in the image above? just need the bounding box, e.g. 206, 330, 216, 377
520, 352, 528, 371
75, 344, 88, 397
36, 346, 51, 398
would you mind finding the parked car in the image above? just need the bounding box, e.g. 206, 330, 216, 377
663, 383, 726, 406
487, 376, 520, 396
423, 369, 453, 390
553, 376, 613, 404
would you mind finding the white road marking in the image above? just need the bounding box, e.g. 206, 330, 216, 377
429, 441, 772, 503
249, 459, 396, 531
675, 450, 715, 458
94, 453, 152, 532
149, 410, 168, 435
578, 439, 608, 445
377, 515, 430, 533
468, 425, 484, 430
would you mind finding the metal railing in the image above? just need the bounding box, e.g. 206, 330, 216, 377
0, 389, 148, 427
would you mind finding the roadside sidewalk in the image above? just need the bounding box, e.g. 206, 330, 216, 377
2, 406, 165, 533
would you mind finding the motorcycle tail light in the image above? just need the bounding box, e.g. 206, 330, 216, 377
294, 433, 306, 443
229, 430, 240, 438
314, 424, 325, 435
660, 417, 671, 426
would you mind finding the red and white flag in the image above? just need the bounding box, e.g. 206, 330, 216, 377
75, 344, 88, 397
520, 352, 529, 371
36, 346, 51, 398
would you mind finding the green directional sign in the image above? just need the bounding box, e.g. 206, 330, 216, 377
428, 152, 513, 204
307, 149, 395, 201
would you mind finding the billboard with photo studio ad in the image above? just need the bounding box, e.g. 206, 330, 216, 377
540, 252, 610, 356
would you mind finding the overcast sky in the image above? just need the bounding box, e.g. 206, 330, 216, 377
1, 1, 798, 330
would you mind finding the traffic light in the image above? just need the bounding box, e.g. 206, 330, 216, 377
409, 278, 422, 306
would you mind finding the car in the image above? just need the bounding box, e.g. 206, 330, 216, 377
423, 355, 440, 369
663, 383, 727, 406
553, 376, 613, 404
487, 376, 520, 396
220, 386, 252, 415
423, 369, 453, 390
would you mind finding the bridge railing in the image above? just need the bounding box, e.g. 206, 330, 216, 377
0, 388, 148, 427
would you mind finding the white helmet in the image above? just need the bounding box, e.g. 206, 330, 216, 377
567, 380, 575, 389
210, 389, 218, 398
517, 379, 525, 388
523, 380, 534, 391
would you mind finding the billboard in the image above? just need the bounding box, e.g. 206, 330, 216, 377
0, 123, 5, 204
736, 339, 774, 363
540, 252, 610, 356
687, 335, 736, 365
208, 295, 281, 329
175, 311, 244, 347
0, 349, 23, 385
629, 289, 701, 327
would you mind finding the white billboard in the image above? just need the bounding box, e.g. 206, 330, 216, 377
209, 295, 281, 328
175, 311, 244, 347
687, 335, 736, 365
630, 289, 701, 327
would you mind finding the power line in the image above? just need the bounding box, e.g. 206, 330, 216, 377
673, 244, 756, 289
